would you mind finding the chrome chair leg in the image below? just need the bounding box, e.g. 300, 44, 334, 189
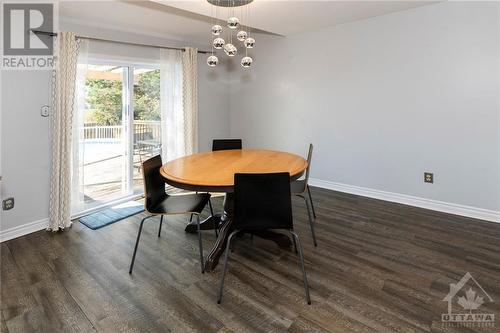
189, 191, 200, 223
191, 198, 216, 238
158, 215, 163, 237
291, 231, 298, 253
307, 185, 317, 219
304, 196, 318, 247
196, 214, 204, 274
217, 230, 240, 304
129, 215, 153, 274
290, 231, 311, 305
208, 198, 215, 216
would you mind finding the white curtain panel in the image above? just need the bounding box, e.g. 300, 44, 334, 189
158, 47, 200, 162
48, 32, 79, 231
181, 48, 199, 155
160, 48, 183, 161
71, 39, 89, 214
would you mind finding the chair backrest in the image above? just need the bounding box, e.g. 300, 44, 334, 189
233, 172, 293, 231
305, 144, 313, 183
212, 139, 242, 151
142, 155, 167, 211
134, 132, 153, 143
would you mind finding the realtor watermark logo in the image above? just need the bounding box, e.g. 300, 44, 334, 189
442, 272, 495, 328
1, 1, 58, 70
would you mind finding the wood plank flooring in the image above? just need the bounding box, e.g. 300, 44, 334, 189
1, 187, 499, 332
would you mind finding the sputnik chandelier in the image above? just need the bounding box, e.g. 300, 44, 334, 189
206, 0, 255, 68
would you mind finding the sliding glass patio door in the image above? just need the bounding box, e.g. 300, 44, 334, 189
74, 63, 161, 213
132, 67, 161, 193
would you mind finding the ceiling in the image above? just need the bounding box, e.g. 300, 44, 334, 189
59, 1, 216, 44
154, 0, 437, 36
60, 1, 438, 44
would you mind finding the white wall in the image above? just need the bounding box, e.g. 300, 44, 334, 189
229, 2, 500, 214
0, 22, 231, 235
198, 54, 232, 152
1, 70, 52, 233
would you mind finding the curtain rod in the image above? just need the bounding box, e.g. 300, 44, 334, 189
31, 30, 211, 54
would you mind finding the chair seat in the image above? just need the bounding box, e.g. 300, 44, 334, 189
149, 193, 211, 215
291, 179, 307, 195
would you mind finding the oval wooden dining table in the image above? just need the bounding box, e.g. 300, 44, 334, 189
160, 149, 308, 272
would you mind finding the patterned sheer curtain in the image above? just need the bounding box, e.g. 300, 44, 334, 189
160, 48, 183, 161
159, 47, 199, 161
48, 32, 80, 231
182, 48, 199, 155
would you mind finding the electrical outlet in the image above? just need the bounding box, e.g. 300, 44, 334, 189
2, 197, 14, 210
424, 172, 434, 184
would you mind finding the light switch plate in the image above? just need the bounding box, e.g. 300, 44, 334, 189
41, 105, 50, 117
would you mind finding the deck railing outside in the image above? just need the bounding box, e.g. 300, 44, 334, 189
81, 120, 162, 204
82, 121, 161, 141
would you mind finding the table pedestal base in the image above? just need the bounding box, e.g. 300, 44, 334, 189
202, 194, 292, 272
185, 214, 222, 234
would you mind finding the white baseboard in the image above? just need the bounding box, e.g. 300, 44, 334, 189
2, 180, 499, 243
0, 194, 144, 243
309, 178, 500, 224
0, 218, 48, 243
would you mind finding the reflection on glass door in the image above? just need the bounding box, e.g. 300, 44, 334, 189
82, 64, 129, 208
132, 67, 161, 193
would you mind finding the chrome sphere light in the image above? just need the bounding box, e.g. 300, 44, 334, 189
212, 37, 225, 49
241, 56, 253, 68
207, 55, 219, 66
244, 37, 255, 48
211, 24, 222, 35
223, 43, 237, 56
237, 30, 248, 41
227, 17, 239, 29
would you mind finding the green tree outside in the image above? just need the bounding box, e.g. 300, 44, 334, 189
86, 69, 160, 125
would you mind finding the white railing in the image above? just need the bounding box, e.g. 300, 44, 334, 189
82, 121, 161, 141
83, 125, 122, 140
134, 121, 161, 141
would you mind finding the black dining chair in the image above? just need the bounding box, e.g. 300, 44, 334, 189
212, 139, 242, 151
129, 155, 211, 274
217, 172, 311, 305
291, 144, 317, 247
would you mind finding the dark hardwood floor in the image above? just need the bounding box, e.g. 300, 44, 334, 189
1, 187, 499, 332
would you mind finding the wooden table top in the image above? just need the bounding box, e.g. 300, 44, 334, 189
160, 149, 307, 192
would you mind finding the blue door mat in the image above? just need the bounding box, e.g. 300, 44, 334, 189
79, 201, 144, 230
